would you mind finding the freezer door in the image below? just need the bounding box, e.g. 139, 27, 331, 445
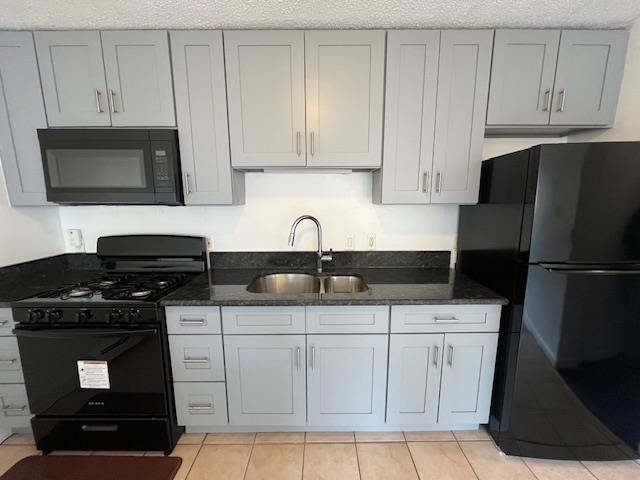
529, 143, 640, 264
503, 264, 640, 460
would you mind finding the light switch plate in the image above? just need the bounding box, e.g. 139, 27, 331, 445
66, 229, 84, 252
367, 233, 376, 250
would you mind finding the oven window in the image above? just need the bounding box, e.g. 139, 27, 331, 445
46, 149, 147, 188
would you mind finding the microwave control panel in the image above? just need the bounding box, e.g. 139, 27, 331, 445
151, 141, 176, 193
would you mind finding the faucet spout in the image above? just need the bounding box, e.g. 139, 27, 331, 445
287, 215, 332, 273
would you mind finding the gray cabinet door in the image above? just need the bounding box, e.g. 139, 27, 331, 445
305, 31, 385, 168
0, 32, 49, 205
101, 31, 175, 127
431, 30, 492, 205
224, 335, 306, 426
307, 334, 388, 426
550, 30, 629, 126
379, 30, 439, 204
225, 31, 306, 168
438, 333, 498, 425
170, 31, 243, 205
487, 30, 560, 125
387, 334, 443, 426
35, 31, 110, 126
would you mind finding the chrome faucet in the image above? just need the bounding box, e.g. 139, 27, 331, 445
288, 215, 333, 273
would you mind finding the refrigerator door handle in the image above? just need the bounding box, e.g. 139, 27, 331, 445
541, 265, 640, 275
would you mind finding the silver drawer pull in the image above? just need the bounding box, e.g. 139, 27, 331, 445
0, 359, 16, 365
183, 357, 209, 364
179, 318, 206, 326
434, 316, 459, 323
0, 320, 9, 326
448, 345, 455, 367
2, 405, 26, 414
188, 403, 213, 411
433, 345, 440, 368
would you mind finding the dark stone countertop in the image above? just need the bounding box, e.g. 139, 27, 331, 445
160, 267, 508, 306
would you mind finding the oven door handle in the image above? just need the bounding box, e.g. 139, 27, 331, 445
12, 328, 158, 339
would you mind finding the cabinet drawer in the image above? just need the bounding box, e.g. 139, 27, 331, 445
306, 306, 389, 333
168, 335, 225, 382
0, 383, 31, 429
0, 309, 15, 336
0, 337, 23, 383
391, 305, 501, 333
221, 306, 305, 334
166, 307, 221, 334
174, 382, 228, 426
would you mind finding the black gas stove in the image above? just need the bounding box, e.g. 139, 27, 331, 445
12, 235, 206, 455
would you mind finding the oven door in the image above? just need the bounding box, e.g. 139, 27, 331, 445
14, 325, 167, 417
38, 129, 158, 204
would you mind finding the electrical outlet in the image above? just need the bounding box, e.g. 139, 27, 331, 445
345, 235, 354, 250
66, 229, 84, 252
367, 233, 376, 250
206, 236, 215, 251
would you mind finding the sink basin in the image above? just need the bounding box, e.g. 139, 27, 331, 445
246, 273, 369, 294
322, 275, 368, 294
246, 273, 321, 294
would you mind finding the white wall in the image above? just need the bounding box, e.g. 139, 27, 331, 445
0, 161, 63, 267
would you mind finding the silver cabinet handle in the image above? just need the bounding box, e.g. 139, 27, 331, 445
188, 403, 213, 411
0, 320, 9, 326
183, 357, 208, 364
296, 132, 302, 157
2, 405, 26, 415
184, 173, 192, 196
108, 89, 117, 113
448, 345, 455, 367
310, 132, 315, 156
557, 88, 566, 112
0, 359, 16, 365
179, 318, 206, 326
422, 171, 430, 193
433, 345, 440, 368
95, 90, 104, 113
295, 346, 301, 370
434, 316, 459, 323
435, 172, 442, 193
542, 89, 552, 112
310, 346, 316, 370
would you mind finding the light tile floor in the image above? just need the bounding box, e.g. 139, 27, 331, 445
1, 430, 639, 480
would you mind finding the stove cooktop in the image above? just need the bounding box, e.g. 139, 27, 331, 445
23, 272, 195, 304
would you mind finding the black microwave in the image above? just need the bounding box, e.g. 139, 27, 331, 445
38, 129, 183, 205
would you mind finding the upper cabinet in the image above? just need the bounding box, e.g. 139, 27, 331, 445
487, 29, 629, 132
225, 31, 306, 168
225, 30, 385, 169
305, 31, 385, 168
35, 30, 175, 127
170, 31, 244, 205
0, 32, 49, 205
374, 30, 492, 205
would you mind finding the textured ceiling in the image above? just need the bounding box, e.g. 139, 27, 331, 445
2, 0, 640, 30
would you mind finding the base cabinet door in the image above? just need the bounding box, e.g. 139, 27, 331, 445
224, 335, 306, 426
438, 333, 498, 424
307, 334, 388, 426
386, 334, 443, 425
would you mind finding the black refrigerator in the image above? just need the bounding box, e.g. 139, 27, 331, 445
457, 142, 640, 461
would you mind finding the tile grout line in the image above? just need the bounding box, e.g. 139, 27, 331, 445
404, 438, 425, 480
354, 440, 363, 480
577, 461, 601, 480
513, 451, 542, 480
454, 438, 481, 480
182, 441, 205, 480
300, 433, 306, 480
241, 434, 257, 480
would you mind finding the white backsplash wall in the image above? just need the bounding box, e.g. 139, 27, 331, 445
57, 137, 567, 255
0, 161, 64, 267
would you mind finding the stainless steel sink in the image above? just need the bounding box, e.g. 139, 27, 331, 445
246, 273, 368, 294
246, 273, 321, 294
322, 275, 368, 294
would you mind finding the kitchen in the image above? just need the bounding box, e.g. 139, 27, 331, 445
0, 1, 639, 479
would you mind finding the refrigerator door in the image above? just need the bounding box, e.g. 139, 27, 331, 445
529, 143, 640, 264
500, 264, 640, 460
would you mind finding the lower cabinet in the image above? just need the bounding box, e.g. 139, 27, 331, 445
438, 333, 498, 424
174, 382, 227, 426
224, 335, 306, 426
307, 334, 388, 426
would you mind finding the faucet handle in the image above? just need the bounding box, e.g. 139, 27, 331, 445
321, 248, 333, 263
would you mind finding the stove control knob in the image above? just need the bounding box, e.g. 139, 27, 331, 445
77, 309, 93, 323
128, 310, 142, 322
27, 309, 44, 323
109, 309, 124, 322
48, 309, 63, 322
